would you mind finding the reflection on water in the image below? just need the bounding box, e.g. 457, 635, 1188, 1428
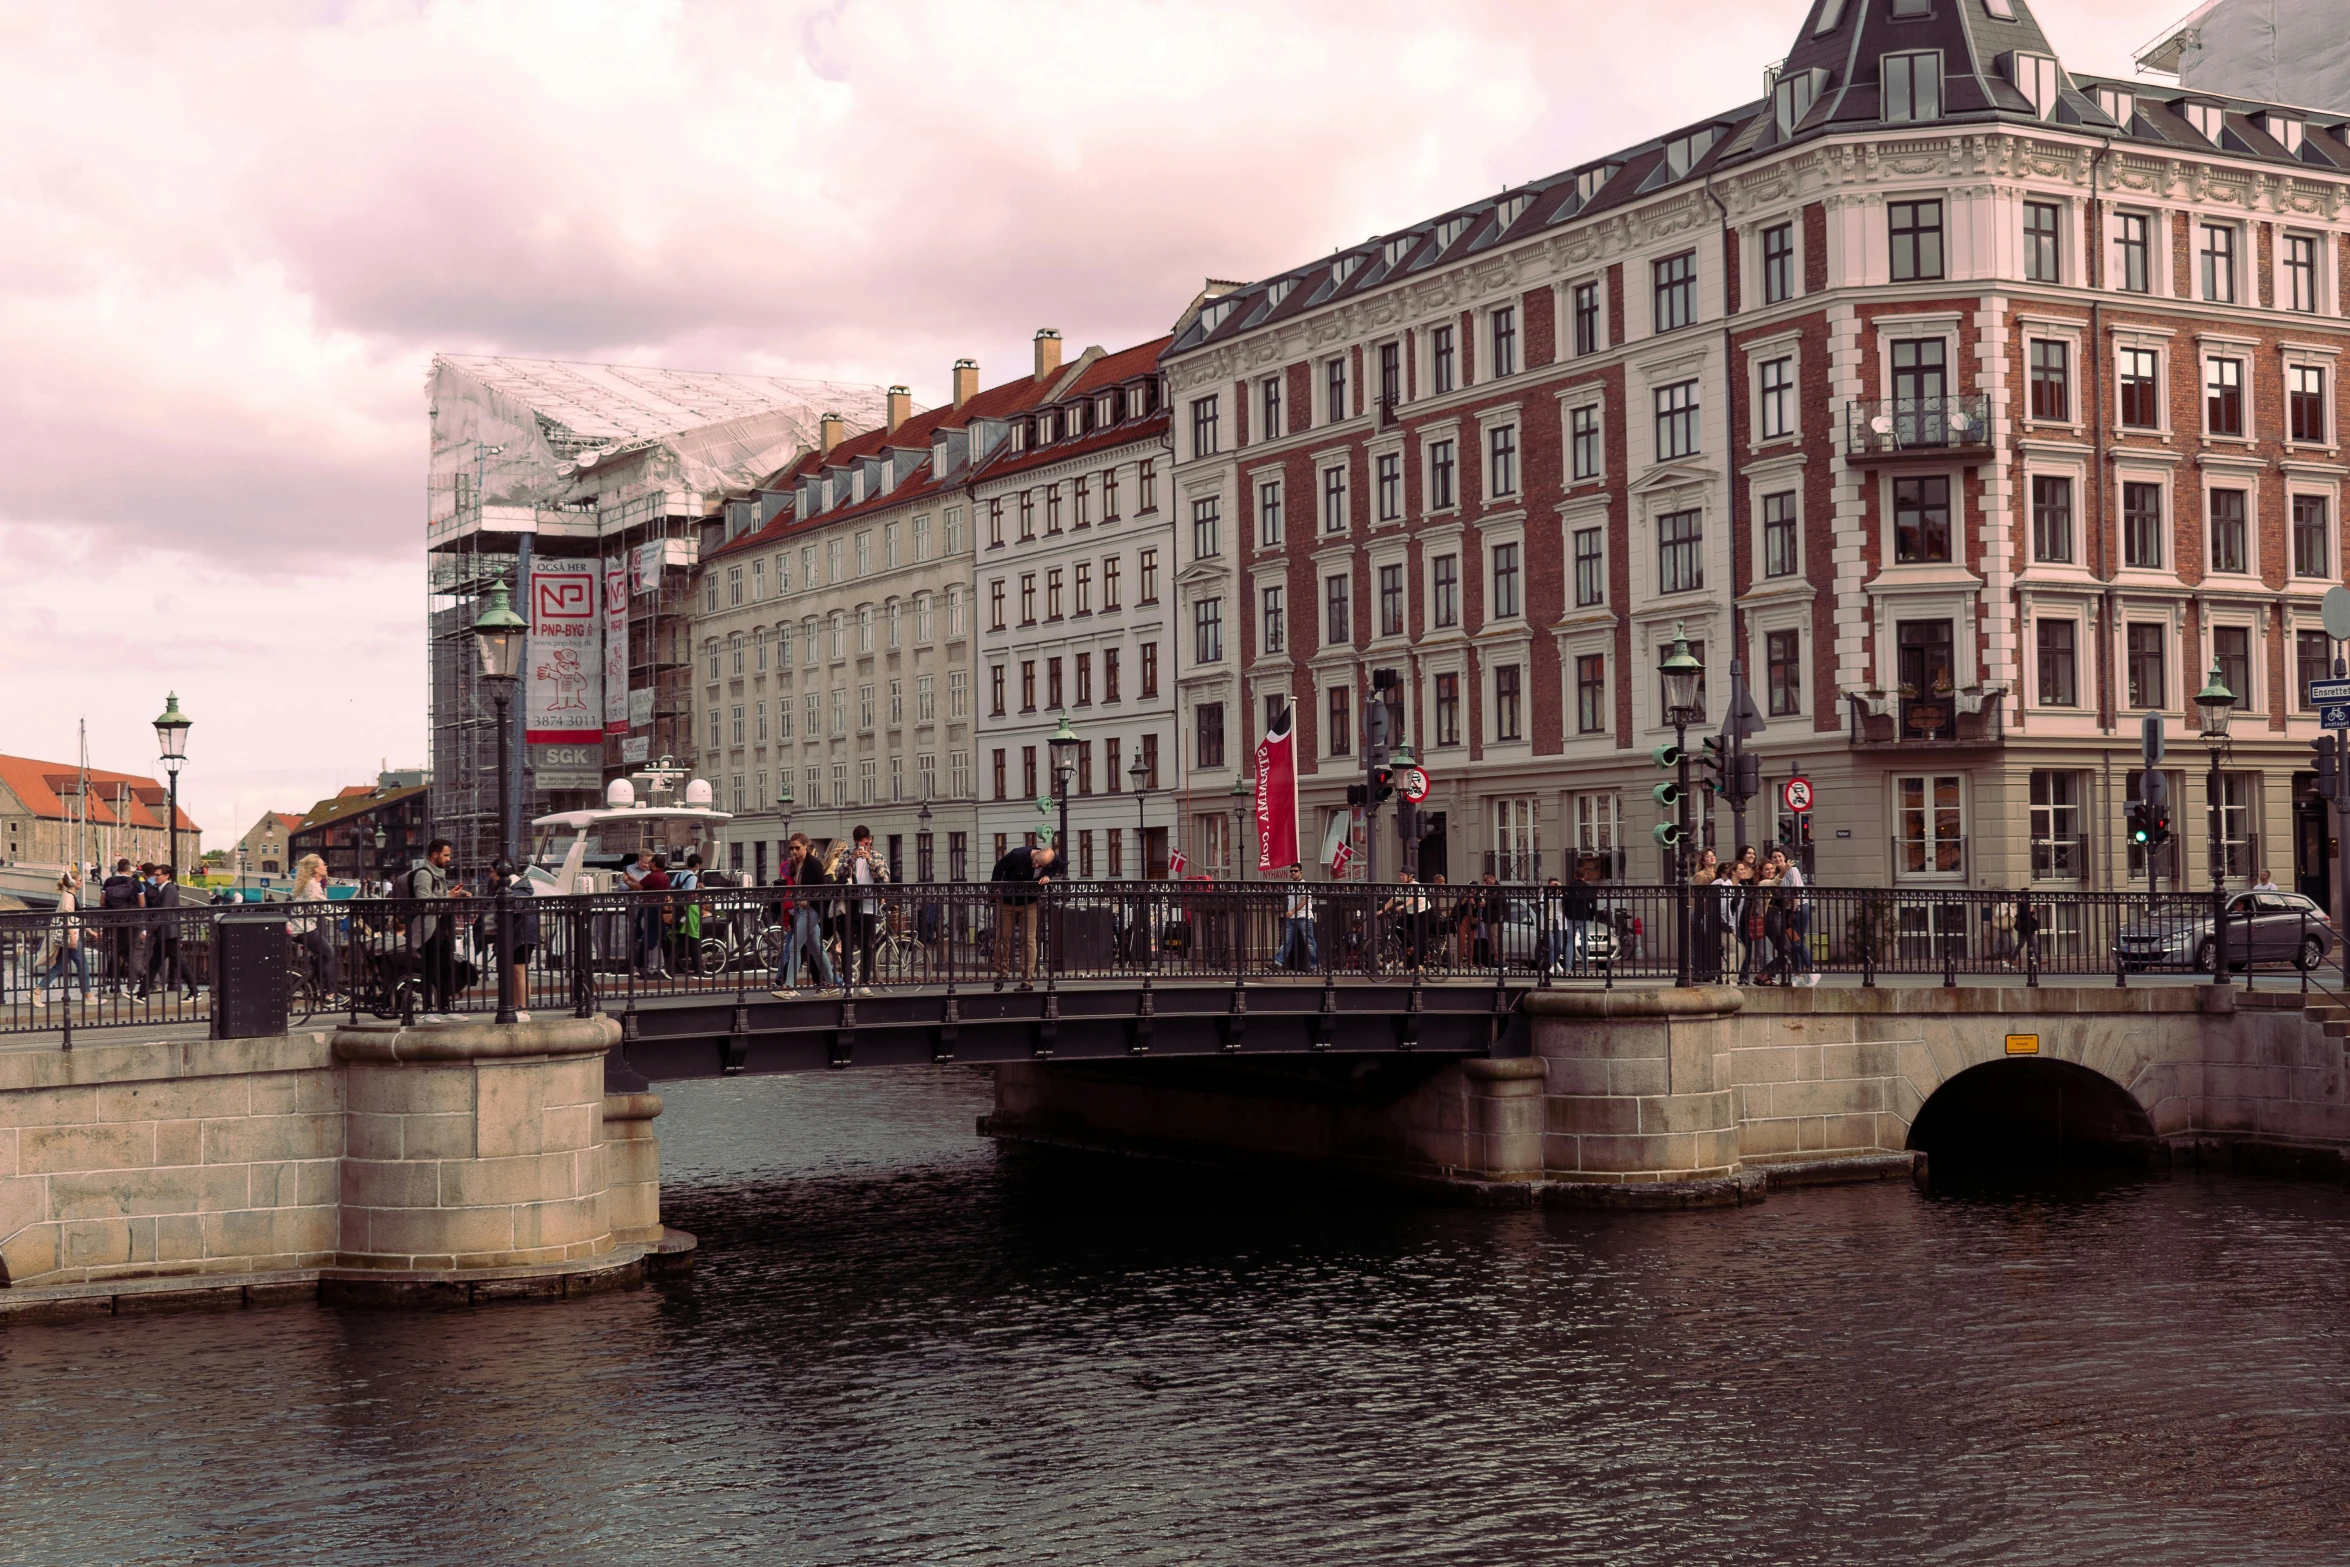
4, 1067, 2350, 1565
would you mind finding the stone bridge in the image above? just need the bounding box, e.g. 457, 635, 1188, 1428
2, 980, 2346, 1316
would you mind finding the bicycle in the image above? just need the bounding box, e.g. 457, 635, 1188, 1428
695, 913, 785, 977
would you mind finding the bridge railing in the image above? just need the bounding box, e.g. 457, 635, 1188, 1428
0, 880, 2309, 1041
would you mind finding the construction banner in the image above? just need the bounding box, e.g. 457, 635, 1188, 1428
603, 559, 628, 735
1255, 709, 1299, 871
526, 559, 601, 744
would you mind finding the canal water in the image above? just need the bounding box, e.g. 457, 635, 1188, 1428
5, 1068, 2349, 1565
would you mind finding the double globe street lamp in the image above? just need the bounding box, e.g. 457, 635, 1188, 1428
472, 577, 529, 1025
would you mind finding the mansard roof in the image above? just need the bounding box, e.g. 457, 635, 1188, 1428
1172, 0, 2350, 356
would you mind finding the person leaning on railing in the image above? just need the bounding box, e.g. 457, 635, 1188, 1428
989, 841, 1054, 992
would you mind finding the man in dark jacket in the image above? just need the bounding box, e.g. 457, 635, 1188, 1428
989, 842, 1055, 991
99, 858, 143, 997
138, 865, 194, 999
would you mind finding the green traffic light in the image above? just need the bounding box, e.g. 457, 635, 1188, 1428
1652, 822, 1680, 846
1651, 743, 1681, 768
1652, 781, 1680, 808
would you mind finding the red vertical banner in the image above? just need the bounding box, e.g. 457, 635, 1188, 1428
1255, 710, 1299, 871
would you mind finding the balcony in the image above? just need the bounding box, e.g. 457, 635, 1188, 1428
1844, 394, 1992, 463
1845, 688, 2007, 746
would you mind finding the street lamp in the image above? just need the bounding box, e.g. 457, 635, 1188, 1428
473, 575, 528, 1024
1048, 712, 1079, 870
1657, 623, 1705, 987
2196, 662, 2236, 912
917, 797, 934, 883
153, 693, 191, 875
1128, 751, 1150, 880
1229, 769, 1252, 881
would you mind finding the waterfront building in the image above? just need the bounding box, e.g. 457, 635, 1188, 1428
0, 756, 201, 872
1162, 0, 2350, 906
287, 780, 432, 886
695, 343, 1098, 883
231, 811, 303, 881
971, 335, 1175, 878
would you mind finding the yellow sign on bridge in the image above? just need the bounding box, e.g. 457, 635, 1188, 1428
2005, 1033, 2040, 1055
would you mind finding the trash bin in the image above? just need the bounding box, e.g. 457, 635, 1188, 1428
212, 914, 287, 1040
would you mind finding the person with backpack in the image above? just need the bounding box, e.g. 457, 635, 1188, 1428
405, 839, 468, 1017
98, 858, 143, 997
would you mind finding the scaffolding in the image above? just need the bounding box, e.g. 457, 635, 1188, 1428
424, 355, 890, 877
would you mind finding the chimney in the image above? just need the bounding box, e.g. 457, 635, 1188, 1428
886, 385, 912, 433
819, 411, 845, 453
1033, 328, 1062, 381
952, 358, 980, 409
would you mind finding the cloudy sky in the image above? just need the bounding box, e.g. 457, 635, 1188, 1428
0, 0, 2173, 854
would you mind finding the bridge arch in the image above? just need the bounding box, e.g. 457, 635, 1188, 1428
1906, 1056, 2157, 1164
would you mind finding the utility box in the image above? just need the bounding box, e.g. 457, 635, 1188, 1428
212, 916, 287, 1040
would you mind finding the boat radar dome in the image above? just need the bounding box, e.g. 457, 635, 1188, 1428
606, 778, 637, 809
684, 778, 714, 807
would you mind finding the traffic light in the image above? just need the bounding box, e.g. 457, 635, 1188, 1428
2127, 800, 2151, 846
1345, 783, 1368, 807
2148, 801, 2172, 849
2318, 736, 2341, 802
1371, 766, 1395, 805
1735, 752, 1761, 801
1696, 737, 1726, 801
1651, 742, 1682, 769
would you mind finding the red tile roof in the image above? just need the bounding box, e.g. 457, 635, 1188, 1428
705, 336, 1169, 564
0, 754, 200, 832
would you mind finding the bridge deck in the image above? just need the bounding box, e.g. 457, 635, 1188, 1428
614, 975, 1530, 1078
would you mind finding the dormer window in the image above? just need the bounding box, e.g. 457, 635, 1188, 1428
1575, 164, 1618, 205
1331, 254, 1365, 288
1383, 234, 1418, 268
1883, 51, 1942, 123
2096, 86, 2135, 126
1774, 67, 1826, 137
2262, 111, 2305, 153
1435, 213, 1473, 250
1982, 0, 2015, 16
1266, 277, 1298, 309
2007, 52, 2060, 119
2179, 100, 2223, 141
1497, 191, 1532, 228
1662, 127, 1718, 179
1200, 296, 1241, 333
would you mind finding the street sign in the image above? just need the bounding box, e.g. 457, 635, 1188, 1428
2324, 703, 2350, 731
1782, 776, 1813, 813
2325, 585, 2350, 641
2310, 678, 2350, 704
1396, 765, 1431, 803
2005, 1033, 2040, 1056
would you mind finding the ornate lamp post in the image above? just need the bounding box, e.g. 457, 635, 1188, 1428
775, 777, 794, 850
916, 797, 933, 883
472, 577, 528, 1024
2195, 662, 2235, 973
1657, 624, 1704, 987
1127, 752, 1150, 877
1229, 769, 1252, 881
152, 694, 191, 874
1048, 712, 1079, 868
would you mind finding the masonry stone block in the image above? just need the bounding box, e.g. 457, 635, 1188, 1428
154, 1119, 201, 1169
1548, 1094, 1641, 1137
0, 1086, 97, 1129
474, 1061, 551, 1159
21, 1122, 155, 1175
437, 1151, 578, 1210
154, 1212, 205, 1264
541, 1099, 601, 1154
47, 1165, 248, 1223
98, 1078, 250, 1124
400, 1112, 477, 1161
200, 1113, 340, 1166
1739, 1117, 1802, 1156
341, 1158, 444, 1211
345, 1064, 476, 1118
60, 1217, 132, 1269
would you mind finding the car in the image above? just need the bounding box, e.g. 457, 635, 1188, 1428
2113, 890, 2337, 973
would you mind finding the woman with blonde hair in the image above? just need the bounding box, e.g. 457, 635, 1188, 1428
289, 853, 338, 995
35, 868, 89, 1005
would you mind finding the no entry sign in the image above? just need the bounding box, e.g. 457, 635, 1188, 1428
1782, 776, 1813, 813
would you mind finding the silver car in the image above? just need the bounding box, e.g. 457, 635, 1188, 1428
2114, 890, 2337, 973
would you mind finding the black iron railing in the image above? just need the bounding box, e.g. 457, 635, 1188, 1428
1845, 393, 1993, 459
1, 881, 2331, 1044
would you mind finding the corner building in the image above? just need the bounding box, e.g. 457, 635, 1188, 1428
1163, 0, 2350, 908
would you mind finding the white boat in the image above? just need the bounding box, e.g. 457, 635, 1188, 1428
529, 775, 733, 895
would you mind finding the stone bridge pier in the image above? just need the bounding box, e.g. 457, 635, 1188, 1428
982, 984, 2350, 1202
0, 1014, 694, 1318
